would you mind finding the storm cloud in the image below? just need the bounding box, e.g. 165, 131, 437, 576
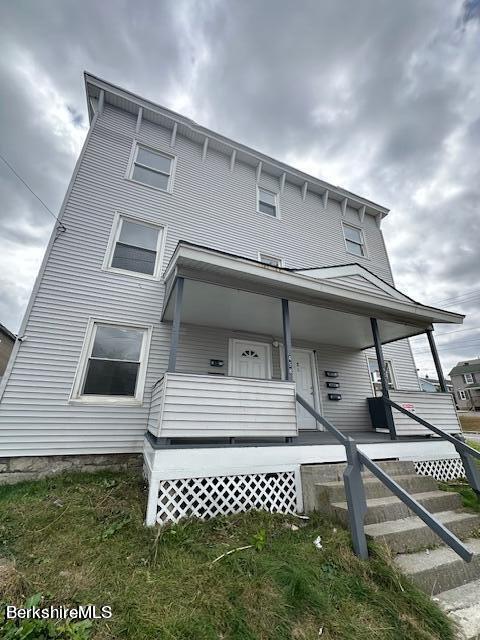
0, 0, 479, 376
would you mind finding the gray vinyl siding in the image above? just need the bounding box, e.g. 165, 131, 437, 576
0, 102, 420, 455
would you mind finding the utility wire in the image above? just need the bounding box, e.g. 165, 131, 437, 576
430, 288, 480, 305
0, 152, 66, 231
410, 326, 480, 340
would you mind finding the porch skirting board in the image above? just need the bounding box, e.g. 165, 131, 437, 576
143, 437, 461, 526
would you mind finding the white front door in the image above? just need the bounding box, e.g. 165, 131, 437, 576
291, 349, 319, 430
230, 340, 271, 379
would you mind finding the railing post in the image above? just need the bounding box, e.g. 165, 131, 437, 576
370, 317, 396, 440
282, 298, 293, 381
426, 328, 448, 393
168, 277, 184, 372
454, 434, 480, 498
343, 438, 369, 560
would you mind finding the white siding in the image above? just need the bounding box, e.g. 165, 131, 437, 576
390, 391, 461, 436
0, 102, 420, 455
149, 373, 297, 438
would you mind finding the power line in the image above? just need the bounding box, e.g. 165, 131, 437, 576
0, 151, 66, 231
430, 288, 480, 305
410, 326, 480, 340
413, 339, 480, 355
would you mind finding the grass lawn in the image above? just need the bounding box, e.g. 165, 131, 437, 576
459, 413, 480, 432
0, 471, 455, 640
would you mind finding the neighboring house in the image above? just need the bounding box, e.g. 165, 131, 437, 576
419, 376, 453, 394
0, 323, 15, 383
0, 74, 466, 526
449, 359, 480, 411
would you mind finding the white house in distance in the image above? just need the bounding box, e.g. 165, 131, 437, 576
0, 73, 471, 527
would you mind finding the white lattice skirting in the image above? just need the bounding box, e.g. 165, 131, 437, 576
414, 456, 465, 482
155, 471, 297, 524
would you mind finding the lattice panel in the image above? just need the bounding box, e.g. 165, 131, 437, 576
156, 471, 297, 524
414, 457, 465, 482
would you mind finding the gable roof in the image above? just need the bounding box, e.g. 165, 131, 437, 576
449, 358, 480, 376
0, 322, 15, 342
293, 264, 416, 305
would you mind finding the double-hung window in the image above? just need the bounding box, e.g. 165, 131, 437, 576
105, 214, 165, 278
130, 144, 174, 192
257, 187, 278, 217
464, 373, 474, 384
343, 224, 366, 257
368, 357, 396, 395
71, 321, 151, 404
459, 390, 468, 401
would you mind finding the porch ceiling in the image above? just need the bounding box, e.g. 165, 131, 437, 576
162, 243, 464, 349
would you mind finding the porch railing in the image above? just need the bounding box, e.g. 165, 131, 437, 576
296, 392, 476, 562
385, 398, 480, 497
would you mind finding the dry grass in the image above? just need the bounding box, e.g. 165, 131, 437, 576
0, 471, 455, 640
459, 413, 480, 432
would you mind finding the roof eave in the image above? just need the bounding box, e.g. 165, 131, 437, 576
83, 72, 389, 219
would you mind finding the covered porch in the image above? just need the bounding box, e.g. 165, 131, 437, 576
148, 242, 464, 445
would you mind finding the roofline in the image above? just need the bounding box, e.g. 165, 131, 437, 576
0, 322, 16, 341
83, 72, 389, 219
164, 241, 465, 325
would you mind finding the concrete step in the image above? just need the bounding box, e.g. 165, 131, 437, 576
302, 459, 415, 485
395, 538, 480, 595
436, 579, 480, 640
316, 473, 438, 503
366, 510, 480, 554
330, 490, 462, 526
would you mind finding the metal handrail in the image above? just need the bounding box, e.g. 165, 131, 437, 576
295, 393, 348, 445
359, 453, 473, 562
295, 392, 474, 562
385, 398, 480, 461
385, 397, 480, 498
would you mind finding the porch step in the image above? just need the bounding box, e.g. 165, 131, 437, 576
364, 510, 480, 554
395, 538, 480, 595
436, 579, 480, 640
330, 490, 462, 526
315, 473, 438, 503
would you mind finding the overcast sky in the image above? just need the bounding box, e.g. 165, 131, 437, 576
0, 0, 479, 377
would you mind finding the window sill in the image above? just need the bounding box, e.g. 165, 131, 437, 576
102, 264, 162, 282
255, 209, 282, 220
125, 176, 173, 195
346, 250, 370, 261
69, 396, 144, 407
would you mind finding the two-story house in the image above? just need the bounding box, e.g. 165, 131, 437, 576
0, 74, 467, 525
450, 359, 480, 411
0, 322, 15, 384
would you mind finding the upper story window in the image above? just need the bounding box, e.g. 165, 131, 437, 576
259, 253, 283, 267
368, 357, 396, 396
130, 144, 175, 192
464, 373, 474, 384
71, 321, 152, 404
104, 214, 165, 279
343, 223, 366, 257
257, 187, 278, 217
459, 389, 468, 400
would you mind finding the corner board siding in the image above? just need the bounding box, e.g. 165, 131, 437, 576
0, 102, 417, 456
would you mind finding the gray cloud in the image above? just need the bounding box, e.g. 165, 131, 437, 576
0, 0, 479, 376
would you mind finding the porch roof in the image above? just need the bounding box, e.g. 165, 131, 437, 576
162, 243, 464, 349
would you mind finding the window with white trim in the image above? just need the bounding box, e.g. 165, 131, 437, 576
459, 389, 468, 400
105, 215, 165, 278
259, 253, 283, 267
463, 373, 474, 384
71, 322, 151, 403
368, 357, 396, 395
343, 223, 366, 257
257, 187, 278, 217
130, 144, 174, 191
